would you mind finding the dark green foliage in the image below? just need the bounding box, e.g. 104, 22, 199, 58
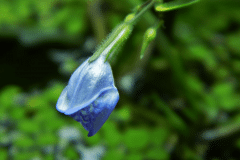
1, 0, 240, 159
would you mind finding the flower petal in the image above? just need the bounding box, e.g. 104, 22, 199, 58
56, 55, 119, 136
56, 56, 116, 115
69, 88, 119, 137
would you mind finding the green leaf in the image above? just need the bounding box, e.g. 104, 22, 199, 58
155, 0, 200, 12
102, 121, 122, 147
84, 131, 101, 146
14, 135, 35, 148
37, 133, 58, 146
13, 151, 41, 160
146, 148, 169, 160
124, 128, 149, 151
115, 105, 131, 121
227, 32, 240, 55
126, 153, 143, 160
188, 44, 217, 70
150, 127, 169, 146
186, 75, 204, 94
212, 83, 238, 111
18, 120, 40, 134
104, 148, 124, 160
0, 149, 7, 160
42, 82, 65, 103
0, 85, 21, 107
182, 145, 201, 160
64, 146, 79, 159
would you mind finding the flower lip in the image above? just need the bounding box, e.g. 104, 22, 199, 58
57, 86, 117, 115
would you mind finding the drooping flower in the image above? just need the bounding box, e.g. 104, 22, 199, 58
56, 55, 119, 137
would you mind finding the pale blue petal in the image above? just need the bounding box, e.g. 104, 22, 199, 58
69, 89, 119, 137
56, 55, 119, 136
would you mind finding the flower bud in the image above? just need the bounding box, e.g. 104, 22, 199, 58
56, 55, 119, 137
140, 27, 157, 59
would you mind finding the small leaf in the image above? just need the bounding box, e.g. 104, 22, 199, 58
155, 0, 200, 12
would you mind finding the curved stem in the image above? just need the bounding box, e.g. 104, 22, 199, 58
126, 0, 156, 25
89, 0, 156, 63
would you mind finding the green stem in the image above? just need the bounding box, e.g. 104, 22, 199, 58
88, 0, 156, 63
128, 0, 200, 123
126, 0, 156, 25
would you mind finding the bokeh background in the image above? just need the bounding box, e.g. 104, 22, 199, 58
1, 0, 240, 159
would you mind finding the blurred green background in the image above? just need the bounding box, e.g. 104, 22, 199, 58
1, 0, 240, 159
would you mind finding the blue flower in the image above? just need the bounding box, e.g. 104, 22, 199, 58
56, 55, 119, 137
